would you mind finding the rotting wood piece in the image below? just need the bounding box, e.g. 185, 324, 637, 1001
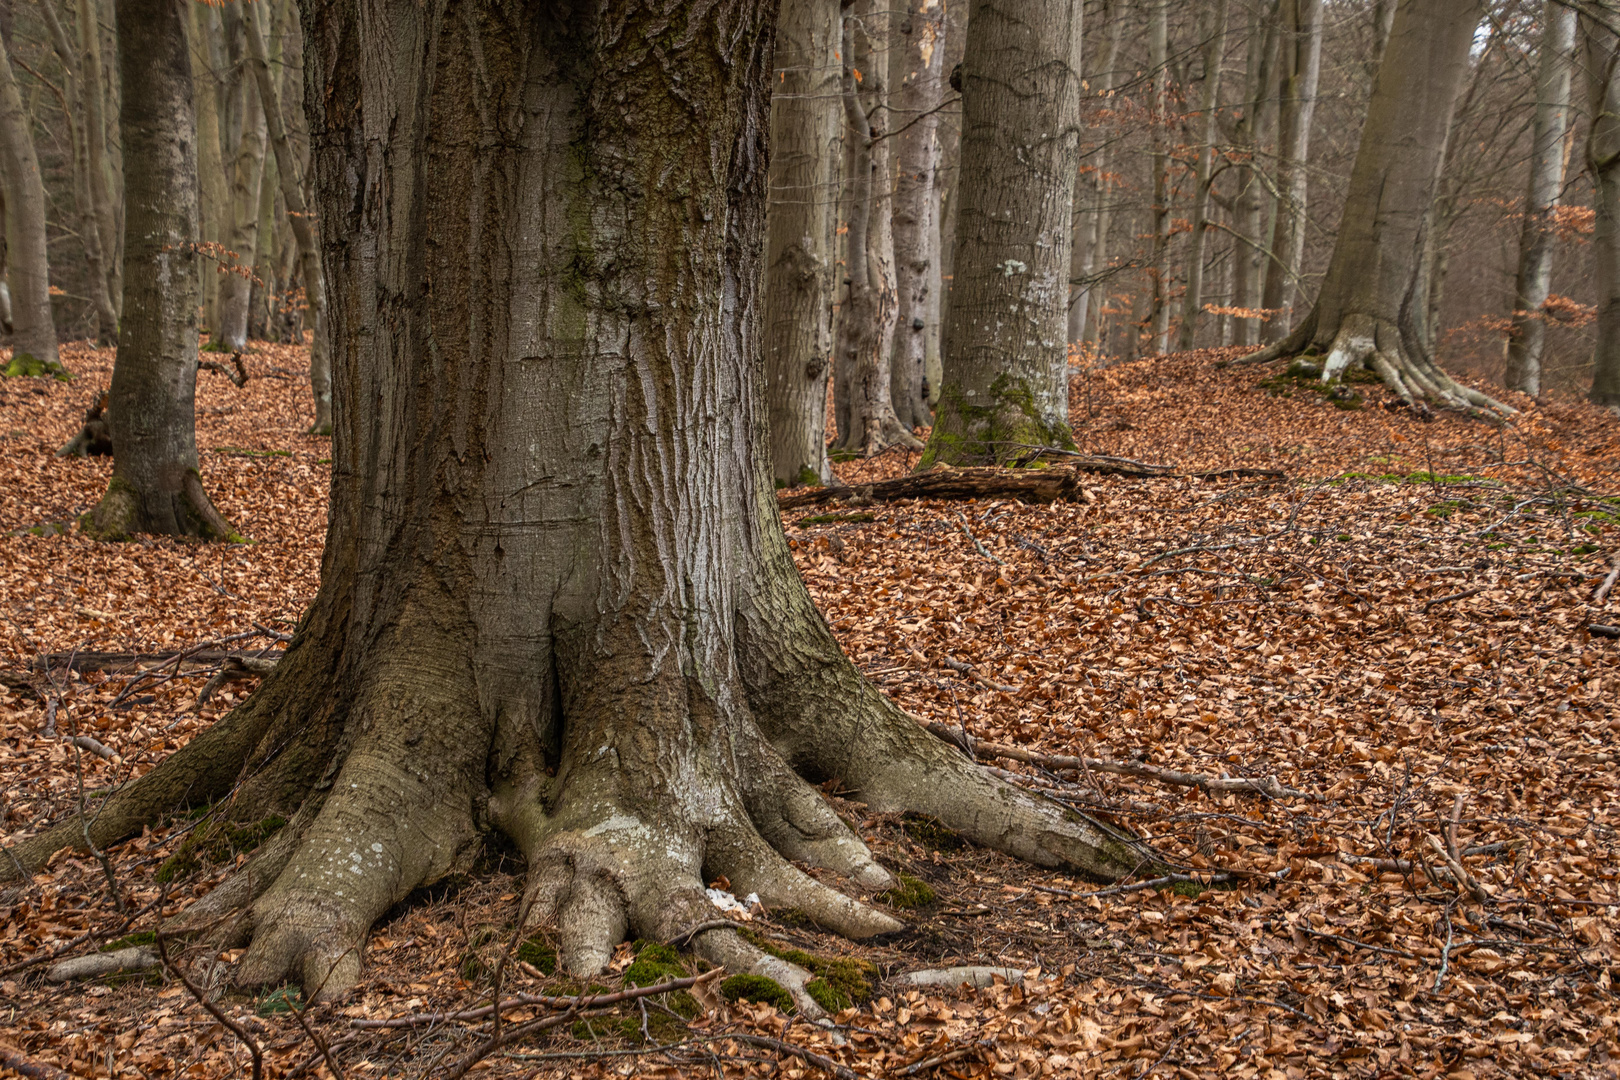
29, 650, 282, 676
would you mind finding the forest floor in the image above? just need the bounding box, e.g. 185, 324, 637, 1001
0, 343, 1617, 1079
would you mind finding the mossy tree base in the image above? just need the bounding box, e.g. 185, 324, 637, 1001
83, 471, 237, 542
919, 374, 1076, 468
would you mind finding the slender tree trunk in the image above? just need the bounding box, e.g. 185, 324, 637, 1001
889, 0, 946, 431
1072, 1, 1124, 351
1230, 0, 1279, 348
1147, 0, 1171, 352
85, 0, 232, 540
1177, 0, 1228, 350
1259, 0, 1320, 344
0, 28, 58, 366
1587, 13, 1620, 409
832, 2, 921, 456
923, 0, 1084, 465
216, 8, 266, 354
2, 0, 1147, 1005
764, 0, 840, 488
37, 0, 118, 344
1237, 0, 1509, 416
1505, 2, 1576, 398
192, 3, 228, 342
79, 0, 120, 320
243, 0, 330, 432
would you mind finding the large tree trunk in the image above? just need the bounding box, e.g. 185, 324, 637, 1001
1505, 2, 1576, 399
0, 30, 58, 367
1236, 0, 1510, 416
763, 0, 840, 488
922, 0, 1083, 465
1177, 0, 1229, 351
215, 8, 268, 355
3, 0, 1148, 1003
1588, 13, 1620, 410
889, 0, 946, 432
1258, 0, 1321, 344
831, 2, 922, 457
84, 0, 232, 540
244, 0, 331, 434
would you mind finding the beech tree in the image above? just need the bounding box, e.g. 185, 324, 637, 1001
1588, 9, 1620, 410
0, 27, 59, 368
922, 0, 1084, 466
4, 1, 1146, 1003
764, 0, 841, 487
1236, 0, 1511, 416
84, 0, 232, 539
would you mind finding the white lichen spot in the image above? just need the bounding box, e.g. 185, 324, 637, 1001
1000, 260, 1028, 277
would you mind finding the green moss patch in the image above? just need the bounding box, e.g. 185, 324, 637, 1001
256, 985, 302, 1016
797, 512, 874, 525
622, 941, 686, 987
720, 973, 793, 1012
878, 873, 937, 910
4, 353, 71, 381
901, 813, 966, 852
515, 936, 558, 975
100, 931, 156, 953
155, 815, 286, 883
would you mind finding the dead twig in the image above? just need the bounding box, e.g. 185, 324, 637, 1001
955, 512, 1004, 566
0, 1042, 75, 1080
938, 656, 1021, 694
155, 927, 263, 1080
1423, 585, 1486, 613
348, 975, 709, 1030
725, 1034, 860, 1080
1594, 551, 1620, 605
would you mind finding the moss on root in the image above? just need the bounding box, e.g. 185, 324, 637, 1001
155, 815, 286, 883
515, 936, 558, 975
720, 973, 794, 1012
3, 353, 72, 380
737, 929, 878, 1007
622, 941, 686, 987
877, 873, 937, 910
901, 813, 966, 852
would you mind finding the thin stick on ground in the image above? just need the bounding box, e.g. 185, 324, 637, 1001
1596, 552, 1620, 605
155, 927, 264, 1080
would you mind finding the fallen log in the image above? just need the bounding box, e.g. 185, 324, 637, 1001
30, 650, 280, 676
926, 721, 1315, 800
45, 947, 158, 983
777, 461, 1285, 510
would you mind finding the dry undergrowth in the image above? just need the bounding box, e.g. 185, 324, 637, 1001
0, 343, 1616, 1078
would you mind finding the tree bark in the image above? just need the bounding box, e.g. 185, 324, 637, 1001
763, 0, 840, 487
889, 0, 946, 431
3, 0, 1149, 1003
923, 0, 1083, 465
1229, 0, 1280, 348
1070, 0, 1124, 351
84, 0, 232, 540
1177, 0, 1229, 351
831, 1, 921, 456
215, 7, 267, 354
79, 0, 120, 320
244, 0, 330, 433
1146, 0, 1171, 353
1236, 0, 1510, 417
0, 28, 58, 367
1505, 2, 1576, 398
1587, 13, 1620, 409
1258, 0, 1320, 344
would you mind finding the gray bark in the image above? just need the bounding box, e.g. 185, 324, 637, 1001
923, 0, 1084, 464
85, 0, 232, 540
763, 0, 840, 487
1230, 0, 1280, 348
244, 0, 330, 433
1505, 2, 1576, 398
1239, 0, 1509, 416
1147, 0, 1171, 353
1071, 0, 1124, 351
1587, 13, 1620, 408
192, 3, 228, 340
0, 28, 58, 365
832, 2, 920, 456
2, 0, 1150, 1004
1259, 0, 1321, 344
1177, 0, 1229, 351
216, 7, 267, 354
889, 0, 946, 431
79, 0, 120, 319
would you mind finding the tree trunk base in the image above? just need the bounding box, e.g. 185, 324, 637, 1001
82, 471, 237, 542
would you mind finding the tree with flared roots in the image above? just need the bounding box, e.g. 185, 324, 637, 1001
1, 2, 1152, 1008
1232, 0, 1513, 418
83, 0, 233, 541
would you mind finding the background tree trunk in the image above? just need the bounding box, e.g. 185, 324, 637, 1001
889, 0, 946, 432
1177, 0, 1229, 350
244, 0, 330, 433
1239, 0, 1508, 416
215, 7, 266, 354
764, 0, 840, 488
1505, 1, 1576, 398
0, 28, 58, 366
79, 0, 120, 320
923, 0, 1084, 465
832, 1, 920, 456
1229, 0, 1279, 348
1146, 0, 1171, 352
3, 0, 1147, 1004
1586, 13, 1620, 409
1071, 0, 1124, 351
1258, 0, 1320, 344
85, 0, 231, 540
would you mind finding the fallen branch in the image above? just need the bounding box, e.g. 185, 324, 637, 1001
1423, 585, 1485, 613
45, 946, 158, 982
954, 512, 1004, 566
30, 649, 281, 676
1427, 833, 1492, 904
1589, 624, 1620, 639
938, 657, 1021, 694
0, 1043, 75, 1080
1595, 552, 1620, 605
155, 929, 263, 1080
726, 1034, 860, 1080
927, 722, 1314, 800
348, 974, 709, 1030
1032, 872, 1238, 901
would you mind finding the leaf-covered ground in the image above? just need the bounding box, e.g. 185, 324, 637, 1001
1, 344, 1616, 1079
